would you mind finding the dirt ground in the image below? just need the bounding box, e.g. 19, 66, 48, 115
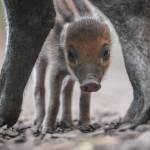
1, 23, 150, 150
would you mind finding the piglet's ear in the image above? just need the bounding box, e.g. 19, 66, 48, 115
100, 23, 111, 43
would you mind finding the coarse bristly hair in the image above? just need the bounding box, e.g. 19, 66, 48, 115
32, 0, 121, 135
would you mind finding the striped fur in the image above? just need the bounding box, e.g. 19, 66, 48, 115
33, 0, 114, 133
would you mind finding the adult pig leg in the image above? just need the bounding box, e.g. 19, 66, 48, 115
94, 0, 150, 126
0, 0, 54, 127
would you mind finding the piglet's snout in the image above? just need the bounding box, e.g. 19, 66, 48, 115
80, 80, 101, 92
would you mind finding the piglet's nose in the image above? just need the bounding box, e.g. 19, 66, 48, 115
80, 80, 101, 92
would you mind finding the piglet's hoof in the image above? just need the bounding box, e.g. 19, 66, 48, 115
56, 120, 73, 129
40, 125, 56, 140
55, 121, 73, 133
32, 121, 42, 137
79, 123, 100, 133
41, 125, 55, 135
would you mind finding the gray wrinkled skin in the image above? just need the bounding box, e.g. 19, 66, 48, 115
0, 0, 55, 127
93, 0, 150, 125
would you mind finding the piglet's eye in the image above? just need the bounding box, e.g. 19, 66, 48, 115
67, 47, 78, 64
101, 45, 110, 61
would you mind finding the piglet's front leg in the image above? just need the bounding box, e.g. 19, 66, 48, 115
58, 77, 75, 129
42, 65, 66, 134
79, 92, 100, 133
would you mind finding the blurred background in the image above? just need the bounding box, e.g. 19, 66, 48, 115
0, 1, 133, 125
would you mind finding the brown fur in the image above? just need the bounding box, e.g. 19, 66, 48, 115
33, 0, 112, 134
65, 19, 111, 73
